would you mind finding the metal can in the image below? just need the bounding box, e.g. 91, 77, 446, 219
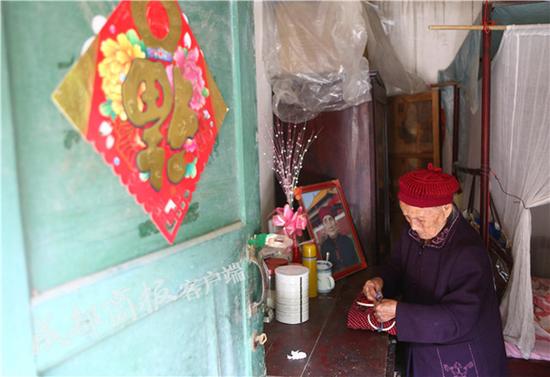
301, 241, 318, 298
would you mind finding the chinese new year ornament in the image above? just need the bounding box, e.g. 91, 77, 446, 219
52, 0, 228, 243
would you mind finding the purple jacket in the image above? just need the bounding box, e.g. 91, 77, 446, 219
379, 210, 507, 377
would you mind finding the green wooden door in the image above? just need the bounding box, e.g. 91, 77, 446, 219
1, 1, 266, 375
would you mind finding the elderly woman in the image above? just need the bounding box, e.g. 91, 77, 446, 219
363, 164, 506, 377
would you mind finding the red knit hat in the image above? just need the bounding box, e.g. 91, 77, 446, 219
398, 163, 459, 208
318, 205, 335, 220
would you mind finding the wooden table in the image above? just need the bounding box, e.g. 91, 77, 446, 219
264, 270, 395, 377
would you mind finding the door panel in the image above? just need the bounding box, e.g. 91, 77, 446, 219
33, 225, 248, 375
3, 1, 242, 291
1, 24, 37, 376
2, 1, 264, 375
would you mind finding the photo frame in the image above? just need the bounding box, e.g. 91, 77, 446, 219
296, 180, 367, 280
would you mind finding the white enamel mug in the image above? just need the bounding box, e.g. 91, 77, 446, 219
316, 260, 335, 293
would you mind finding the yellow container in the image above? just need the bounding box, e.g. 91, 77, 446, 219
301, 241, 318, 298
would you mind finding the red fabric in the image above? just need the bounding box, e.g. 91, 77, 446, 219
347, 293, 397, 336
398, 163, 459, 208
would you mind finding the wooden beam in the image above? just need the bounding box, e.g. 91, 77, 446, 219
429, 24, 508, 31
480, 6, 493, 250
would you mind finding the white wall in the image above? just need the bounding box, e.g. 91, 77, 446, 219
375, 0, 481, 84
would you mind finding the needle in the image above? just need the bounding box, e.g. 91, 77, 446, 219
374, 291, 384, 332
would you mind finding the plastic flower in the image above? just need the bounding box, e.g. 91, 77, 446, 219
183, 138, 198, 153
272, 205, 307, 238
98, 30, 145, 120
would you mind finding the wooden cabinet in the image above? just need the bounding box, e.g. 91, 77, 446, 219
387, 92, 438, 236
296, 72, 391, 266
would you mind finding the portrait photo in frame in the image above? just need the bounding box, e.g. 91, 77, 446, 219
296, 180, 367, 280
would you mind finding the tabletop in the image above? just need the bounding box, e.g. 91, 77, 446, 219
264, 269, 396, 377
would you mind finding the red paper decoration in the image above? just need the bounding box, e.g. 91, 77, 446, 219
55, 0, 225, 243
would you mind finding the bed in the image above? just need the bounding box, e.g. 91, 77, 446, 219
505, 277, 550, 361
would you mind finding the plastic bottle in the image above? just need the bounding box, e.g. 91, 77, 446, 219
301, 241, 318, 298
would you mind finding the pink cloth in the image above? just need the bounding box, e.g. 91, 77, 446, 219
506, 277, 550, 361
505, 323, 550, 361
533, 277, 550, 333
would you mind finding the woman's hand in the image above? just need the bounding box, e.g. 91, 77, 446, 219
374, 299, 397, 322
363, 277, 383, 302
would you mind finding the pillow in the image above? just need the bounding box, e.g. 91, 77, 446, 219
532, 277, 550, 333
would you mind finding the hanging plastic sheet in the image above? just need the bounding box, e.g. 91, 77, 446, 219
263, 1, 371, 123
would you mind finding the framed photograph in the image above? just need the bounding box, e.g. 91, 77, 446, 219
296, 180, 367, 280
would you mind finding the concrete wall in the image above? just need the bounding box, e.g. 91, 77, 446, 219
254, 1, 275, 230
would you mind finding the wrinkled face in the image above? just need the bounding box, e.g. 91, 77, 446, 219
399, 202, 453, 240
322, 215, 338, 239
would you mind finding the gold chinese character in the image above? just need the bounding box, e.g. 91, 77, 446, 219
167, 66, 198, 150
122, 59, 173, 129
131, 1, 182, 53
137, 125, 164, 191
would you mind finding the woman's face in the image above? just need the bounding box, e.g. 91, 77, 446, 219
399, 202, 452, 240
322, 215, 338, 239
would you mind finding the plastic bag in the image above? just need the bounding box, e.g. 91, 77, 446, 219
263, 1, 371, 123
